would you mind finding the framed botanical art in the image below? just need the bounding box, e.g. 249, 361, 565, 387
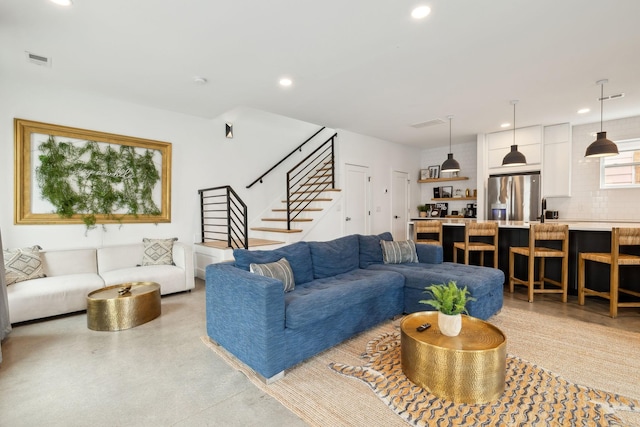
420, 169, 429, 180
14, 118, 172, 227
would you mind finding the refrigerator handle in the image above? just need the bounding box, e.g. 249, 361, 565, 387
508, 179, 513, 220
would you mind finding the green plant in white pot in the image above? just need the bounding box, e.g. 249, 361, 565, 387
419, 280, 476, 337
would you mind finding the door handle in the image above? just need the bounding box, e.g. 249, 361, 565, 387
394, 215, 399, 219
345, 217, 351, 221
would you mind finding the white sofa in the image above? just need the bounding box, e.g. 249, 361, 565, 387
7, 242, 194, 324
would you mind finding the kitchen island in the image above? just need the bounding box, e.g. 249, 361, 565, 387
410, 219, 640, 297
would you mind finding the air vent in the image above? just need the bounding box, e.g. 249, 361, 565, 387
600, 93, 625, 101
410, 118, 446, 129
25, 51, 52, 67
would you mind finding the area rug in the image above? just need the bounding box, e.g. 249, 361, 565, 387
330, 330, 640, 426
201, 306, 640, 427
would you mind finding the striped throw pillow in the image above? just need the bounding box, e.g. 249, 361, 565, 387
250, 257, 295, 292
380, 240, 419, 264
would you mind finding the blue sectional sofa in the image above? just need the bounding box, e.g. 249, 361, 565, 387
205, 232, 504, 381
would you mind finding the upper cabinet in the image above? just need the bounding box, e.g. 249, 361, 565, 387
487, 125, 542, 174
542, 123, 572, 197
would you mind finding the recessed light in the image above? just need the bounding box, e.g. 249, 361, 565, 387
411, 6, 431, 19
193, 76, 208, 85
50, 0, 73, 6
577, 108, 590, 114
500, 123, 510, 128
279, 78, 293, 87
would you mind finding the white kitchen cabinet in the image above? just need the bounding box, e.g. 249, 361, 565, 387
542, 123, 571, 197
487, 125, 542, 173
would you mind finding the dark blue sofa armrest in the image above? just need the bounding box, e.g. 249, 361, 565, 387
205, 263, 286, 379
415, 243, 443, 264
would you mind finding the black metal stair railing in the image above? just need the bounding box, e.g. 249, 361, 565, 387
286, 133, 337, 230
198, 185, 248, 249
246, 127, 326, 189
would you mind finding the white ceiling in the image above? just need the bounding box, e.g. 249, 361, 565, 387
2, 0, 640, 149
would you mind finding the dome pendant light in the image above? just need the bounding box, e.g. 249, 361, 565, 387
441, 115, 460, 173
585, 79, 619, 158
502, 100, 527, 166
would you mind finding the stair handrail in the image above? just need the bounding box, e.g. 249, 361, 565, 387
198, 185, 248, 249
286, 133, 337, 230
246, 126, 326, 189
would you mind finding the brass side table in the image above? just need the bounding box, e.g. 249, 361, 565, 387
87, 282, 161, 331
401, 311, 506, 404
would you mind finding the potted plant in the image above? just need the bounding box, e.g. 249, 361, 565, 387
418, 204, 429, 217
419, 280, 476, 336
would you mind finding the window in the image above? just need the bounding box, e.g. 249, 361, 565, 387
601, 138, 640, 188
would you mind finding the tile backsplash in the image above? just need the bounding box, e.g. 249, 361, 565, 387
548, 115, 640, 221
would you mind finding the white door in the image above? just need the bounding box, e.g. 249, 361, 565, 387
391, 170, 410, 240
344, 164, 369, 235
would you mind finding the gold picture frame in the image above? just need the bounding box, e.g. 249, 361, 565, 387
14, 118, 172, 225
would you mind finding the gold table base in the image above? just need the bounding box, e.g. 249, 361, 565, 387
401, 312, 506, 404
87, 282, 161, 331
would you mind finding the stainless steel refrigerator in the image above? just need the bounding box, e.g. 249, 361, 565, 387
487, 173, 541, 221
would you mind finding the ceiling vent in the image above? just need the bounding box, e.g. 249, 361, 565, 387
25, 51, 52, 67
600, 93, 625, 101
410, 118, 446, 129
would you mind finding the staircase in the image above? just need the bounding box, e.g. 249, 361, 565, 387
195, 129, 339, 277
250, 132, 339, 239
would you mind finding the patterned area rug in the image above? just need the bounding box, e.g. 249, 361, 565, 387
330, 330, 640, 427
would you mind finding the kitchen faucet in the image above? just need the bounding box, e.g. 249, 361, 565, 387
540, 198, 546, 223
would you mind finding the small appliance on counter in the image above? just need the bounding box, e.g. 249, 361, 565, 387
464, 203, 477, 218
545, 210, 559, 219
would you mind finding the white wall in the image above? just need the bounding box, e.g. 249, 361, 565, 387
419, 140, 478, 216
1, 79, 420, 249
337, 130, 421, 236
548, 115, 640, 221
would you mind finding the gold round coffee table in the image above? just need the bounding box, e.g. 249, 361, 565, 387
87, 282, 161, 331
400, 311, 506, 404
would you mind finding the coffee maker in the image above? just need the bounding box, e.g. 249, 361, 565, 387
464, 203, 477, 218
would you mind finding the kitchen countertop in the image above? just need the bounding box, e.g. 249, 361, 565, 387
410, 218, 640, 232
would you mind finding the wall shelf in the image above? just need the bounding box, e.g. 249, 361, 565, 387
431, 197, 476, 201
418, 176, 469, 183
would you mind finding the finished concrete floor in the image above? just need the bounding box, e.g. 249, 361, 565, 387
2, 277, 639, 426
0, 279, 306, 427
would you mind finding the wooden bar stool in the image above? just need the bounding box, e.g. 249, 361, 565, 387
509, 223, 569, 303
578, 227, 640, 318
414, 220, 442, 245
453, 222, 498, 268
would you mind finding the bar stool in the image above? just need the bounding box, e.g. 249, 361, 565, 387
453, 222, 498, 268
578, 227, 640, 318
509, 223, 569, 303
414, 220, 442, 245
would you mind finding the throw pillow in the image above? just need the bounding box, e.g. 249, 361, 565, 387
4, 245, 45, 285
380, 240, 419, 264
141, 238, 177, 266
250, 257, 295, 292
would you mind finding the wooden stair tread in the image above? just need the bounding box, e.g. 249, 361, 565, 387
282, 198, 333, 203
291, 188, 341, 195
197, 238, 283, 249
262, 218, 313, 222
251, 227, 303, 233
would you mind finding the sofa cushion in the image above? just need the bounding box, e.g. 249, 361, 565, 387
250, 257, 295, 292
358, 232, 393, 268
308, 235, 359, 279
380, 240, 418, 264
284, 269, 404, 330
142, 237, 177, 266
4, 246, 45, 285
233, 241, 313, 285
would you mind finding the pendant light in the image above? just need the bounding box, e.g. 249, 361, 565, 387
585, 79, 619, 158
441, 115, 460, 173
502, 100, 527, 166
